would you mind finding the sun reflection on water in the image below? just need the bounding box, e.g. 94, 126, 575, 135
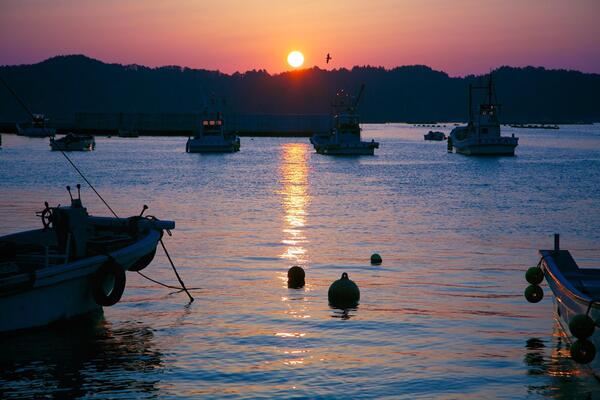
279, 143, 310, 265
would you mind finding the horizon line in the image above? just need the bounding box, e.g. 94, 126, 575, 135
1, 54, 598, 79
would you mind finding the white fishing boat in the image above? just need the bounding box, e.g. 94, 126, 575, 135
424, 130, 446, 141
525, 234, 600, 375
448, 75, 518, 155
186, 112, 240, 153
50, 133, 95, 151
16, 114, 56, 138
310, 84, 379, 155
0, 186, 175, 333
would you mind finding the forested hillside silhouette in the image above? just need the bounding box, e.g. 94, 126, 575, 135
1, 55, 598, 123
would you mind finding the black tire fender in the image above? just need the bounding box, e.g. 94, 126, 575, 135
92, 258, 126, 306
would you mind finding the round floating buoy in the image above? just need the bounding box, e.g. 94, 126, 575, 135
328, 272, 360, 308
92, 258, 126, 306
525, 267, 544, 285
370, 253, 382, 265
571, 339, 596, 364
569, 314, 596, 339
288, 265, 305, 289
524, 284, 543, 303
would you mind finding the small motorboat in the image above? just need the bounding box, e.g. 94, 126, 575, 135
16, 114, 56, 138
424, 131, 446, 141
50, 133, 95, 151
0, 186, 175, 333
525, 234, 600, 375
310, 84, 379, 155
186, 112, 240, 153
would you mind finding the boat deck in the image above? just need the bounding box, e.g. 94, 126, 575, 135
542, 249, 600, 297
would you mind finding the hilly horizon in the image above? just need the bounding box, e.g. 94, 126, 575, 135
1, 54, 599, 124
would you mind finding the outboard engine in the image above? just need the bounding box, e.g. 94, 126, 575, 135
53, 185, 89, 258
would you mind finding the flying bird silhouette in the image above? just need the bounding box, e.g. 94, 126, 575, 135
326, 53, 332, 64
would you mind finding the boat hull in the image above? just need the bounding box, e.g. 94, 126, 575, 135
315, 145, 377, 155
540, 250, 600, 377
50, 139, 95, 151
186, 138, 240, 153
0, 228, 161, 333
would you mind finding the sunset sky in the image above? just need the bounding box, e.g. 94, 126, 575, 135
1, 0, 599, 76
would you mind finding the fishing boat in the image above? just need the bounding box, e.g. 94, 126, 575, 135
50, 133, 95, 151
524, 234, 600, 374
16, 114, 56, 138
0, 186, 175, 333
448, 75, 518, 155
310, 84, 379, 155
186, 112, 240, 153
424, 131, 446, 141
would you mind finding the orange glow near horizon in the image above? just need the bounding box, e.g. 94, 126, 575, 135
1, 1, 599, 75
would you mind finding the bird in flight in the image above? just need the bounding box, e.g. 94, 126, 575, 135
326, 53, 332, 64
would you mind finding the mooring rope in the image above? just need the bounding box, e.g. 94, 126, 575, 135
58, 148, 194, 301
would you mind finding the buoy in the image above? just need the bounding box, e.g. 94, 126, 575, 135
287, 265, 305, 289
569, 314, 596, 339
571, 339, 596, 364
525, 267, 544, 285
524, 284, 543, 303
370, 253, 382, 265
328, 272, 360, 308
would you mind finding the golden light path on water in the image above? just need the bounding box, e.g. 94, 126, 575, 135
279, 143, 310, 265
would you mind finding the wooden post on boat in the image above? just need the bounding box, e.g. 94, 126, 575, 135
554, 233, 560, 251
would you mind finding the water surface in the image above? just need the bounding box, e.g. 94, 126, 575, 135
1, 124, 600, 398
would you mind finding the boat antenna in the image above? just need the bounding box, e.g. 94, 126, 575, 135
0, 74, 35, 119
354, 83, 365, 109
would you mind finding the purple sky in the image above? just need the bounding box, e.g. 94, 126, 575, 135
1, 0, 599, 75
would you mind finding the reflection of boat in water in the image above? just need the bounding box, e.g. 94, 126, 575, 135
186, 112, 240, 153
424, 130, 446, 141
526, 234, 600, 377
49, 133, 95, 151
0, 314, 163, 397
16, 114, 56, 137
0, 187, 175, 333
449, 75, 518, 155
310, 84, 379, 155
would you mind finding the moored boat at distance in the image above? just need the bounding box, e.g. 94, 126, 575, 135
16, 114, 56, 138
424, 130, 446, 141
186, 112, 240, 153
310, 84, 379, 155
525, 234, 600, 376
449, 75, 518, 156
0, 187, 175, 333
50, 133, 95, 151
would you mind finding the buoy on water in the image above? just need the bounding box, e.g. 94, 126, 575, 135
328, 272, 360, 308
287, 266, 305, 289
370, 253, 382, 265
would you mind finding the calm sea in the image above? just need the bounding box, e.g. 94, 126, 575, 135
1, 124, 600, 399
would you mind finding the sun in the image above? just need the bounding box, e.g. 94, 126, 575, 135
287, 51, 304, 68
